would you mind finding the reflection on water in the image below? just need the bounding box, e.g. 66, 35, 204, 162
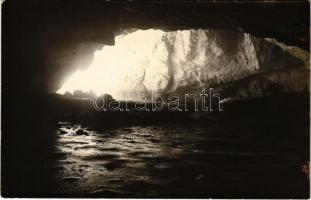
55, 122, 191, 196
53, 121, 309, 197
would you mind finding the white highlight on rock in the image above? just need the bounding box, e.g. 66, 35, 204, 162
57, 29, 262, 99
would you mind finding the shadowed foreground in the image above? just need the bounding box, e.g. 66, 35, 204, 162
2, 93, 309, 198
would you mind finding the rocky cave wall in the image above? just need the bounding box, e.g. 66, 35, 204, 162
2, 1, 309, 100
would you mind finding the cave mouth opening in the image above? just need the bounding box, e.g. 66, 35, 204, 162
57, 28, 251, 101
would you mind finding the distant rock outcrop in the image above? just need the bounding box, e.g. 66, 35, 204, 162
71, 90, 97, 99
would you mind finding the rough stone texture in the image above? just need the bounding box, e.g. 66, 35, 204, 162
59, 29, 309, 100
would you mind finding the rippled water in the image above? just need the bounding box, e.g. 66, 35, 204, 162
50, 120, 308, 198
54, 123, 199, 196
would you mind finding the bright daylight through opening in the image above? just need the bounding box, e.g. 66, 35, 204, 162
57, 29, 170, 99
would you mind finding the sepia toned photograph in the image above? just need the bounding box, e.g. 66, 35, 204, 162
1, 0, 310, 198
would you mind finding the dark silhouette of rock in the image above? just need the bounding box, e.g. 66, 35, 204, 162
63, 91, 73, 98
88, 90, 97, 98
75, 129, 89, 136
99, 93, 115, 102
73, 90, 85, 98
